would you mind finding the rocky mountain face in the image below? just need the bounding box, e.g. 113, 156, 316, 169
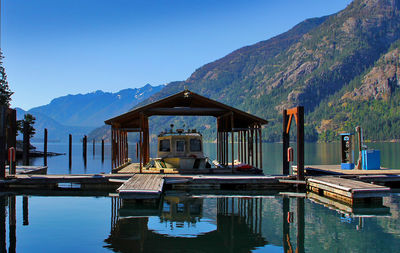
17, 84, 164, 142
123, 0, 400, 142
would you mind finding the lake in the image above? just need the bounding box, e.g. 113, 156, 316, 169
3, 142, 400, 252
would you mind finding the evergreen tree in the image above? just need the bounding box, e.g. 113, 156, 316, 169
0, 51, 12, 106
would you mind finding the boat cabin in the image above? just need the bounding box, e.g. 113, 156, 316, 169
157, 128, 208, 170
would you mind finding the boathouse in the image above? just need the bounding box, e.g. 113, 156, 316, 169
105, 90, 268, 172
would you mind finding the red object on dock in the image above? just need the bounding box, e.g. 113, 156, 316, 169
8, 147, 15, 162
287, 147, 294, 162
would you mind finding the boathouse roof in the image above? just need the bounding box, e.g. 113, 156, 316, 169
104, 89, 268, 130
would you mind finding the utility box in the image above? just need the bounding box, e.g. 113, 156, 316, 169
362, 150, 380, 170
340, 133, 354, 170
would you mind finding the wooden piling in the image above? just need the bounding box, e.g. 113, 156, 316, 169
83, 135, 87, 167
282, 109, 290, 175
22, 121, 30, 166
297, 106, 304, 181
0, 106, 6, 179
7, 109, 17, 174
93, 139, 95, 156
69, 134, 72, 169
44, 128, 48, 166
101, 139, 105, 162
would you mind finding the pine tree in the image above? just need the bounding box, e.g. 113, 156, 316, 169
0, 51, 13, 106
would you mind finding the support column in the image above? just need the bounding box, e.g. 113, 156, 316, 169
282, 109, 290, 175
297, 106, 304, 181
44, 128, 48, 166
0, 106, 6, 179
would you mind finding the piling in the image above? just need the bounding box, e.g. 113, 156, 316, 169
22, 121, 30, 166
7, 109, 17, 174
0, 106, 6, 179
93, 139, 95, 156
44, 128, 48, 166
101, 139, 105, 162
69, 134, 72, 169
83, 135, 87, 166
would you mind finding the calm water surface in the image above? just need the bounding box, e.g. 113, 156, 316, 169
3, 142, 400, 252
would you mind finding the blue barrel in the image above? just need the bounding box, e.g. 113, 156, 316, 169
362, 150, 380, 170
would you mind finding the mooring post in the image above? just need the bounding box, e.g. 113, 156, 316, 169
23, 196, 29, 226
22, 121, 30, 166
282, 109, 290, 175
83, 135, 87, 167
8, 109, 17, 174
297, 106, 304, 181
0, 106, 6, 179
93, 139, 95, 156
44, 128, 48, 166
69, 134, 72, 169
101, 139, 105, 162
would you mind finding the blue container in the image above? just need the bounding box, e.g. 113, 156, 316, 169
341, 163, 355, 170
362, 150, 380, 170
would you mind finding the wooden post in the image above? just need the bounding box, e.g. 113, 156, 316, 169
231, 114, 234, 170
22, 121, 30, 166
255, 126, 258, 169
297, 106, 304, 181
101, 139, 105, 162
93, 139, 95, 156
44, 128, 48, 166
282, 109, 290, 175
259, 126, 263, 169
0, 106, 6, 179
23, 196, 29, 226
69, 134, 72, 169
7, 109, 17, 174
83, 135, 87, 167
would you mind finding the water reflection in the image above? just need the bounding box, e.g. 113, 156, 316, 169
0, 193, 399, 252
105, 194, 301, 253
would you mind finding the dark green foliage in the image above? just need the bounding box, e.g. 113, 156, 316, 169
18, 114, 36, 139
0, 52, 13, 107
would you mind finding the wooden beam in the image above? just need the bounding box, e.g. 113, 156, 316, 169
297, 106, 305, 181
0, 106, 6, 179
282, 109, 290, 175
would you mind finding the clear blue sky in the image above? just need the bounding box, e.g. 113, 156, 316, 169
1, 0, 352, 110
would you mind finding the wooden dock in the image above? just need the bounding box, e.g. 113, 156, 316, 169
301, 164, 400, 176
117, 174, 165, 199
307, 176, 390, 205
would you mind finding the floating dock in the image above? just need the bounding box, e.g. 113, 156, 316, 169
307, 176, 390, 205
117, 174, 165, 199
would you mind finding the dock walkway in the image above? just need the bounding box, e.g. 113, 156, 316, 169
117, 174, 165, 199
307, 176, 390, 204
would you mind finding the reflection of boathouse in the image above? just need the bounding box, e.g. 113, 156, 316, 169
105, 197, 266, 252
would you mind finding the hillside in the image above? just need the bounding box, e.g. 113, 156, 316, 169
91, 0, 400, 142
30, 84, 164, 127
17, 84, 164, 142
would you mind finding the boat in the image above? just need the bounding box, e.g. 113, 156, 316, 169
145, 125, 212, 171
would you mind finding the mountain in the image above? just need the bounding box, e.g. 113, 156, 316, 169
17, 84, 164, 142
91, 0, 400, 142
29, 84, 164, 127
